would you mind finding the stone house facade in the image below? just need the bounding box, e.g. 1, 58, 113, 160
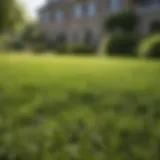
38, 0, 160, 45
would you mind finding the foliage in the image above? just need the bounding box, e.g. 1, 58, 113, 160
106, 34, 139, 56
55, 44, 68, 53
32, 43, 47, 53
55, 44, 96, 54
0, 0, 25, 33
0, 34, 12, 51
138, 34, 160, 58
11, 40, 24, 51
54, 33, 68, 53
69, 44, 96, 54
105, 11, 139, 33
0, 55, 160, 159
21, 23, 47, 52
150, 21, 160, 34
104, 11, 139, 56
21, 23, 45, 44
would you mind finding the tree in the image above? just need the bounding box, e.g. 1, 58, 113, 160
0, 0, 25, 33
104, 11, 139, 33
21, 23, 45, 44
104, 11, 140, 57
20, 22, 47, 52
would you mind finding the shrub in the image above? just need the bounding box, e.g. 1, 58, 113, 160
150, 21, 160, 34
0, 38, 7, 51
32, 43, 46, 53
55, 44, 68, 53
54, 34, 68, 53
105, 11, 139, 33
12, 40, 24, 51
0, 34, 13, 51
55, 44, 96, 54
69, 44, 96, 54
106, 34, 139, 56
138, 34, 160, 58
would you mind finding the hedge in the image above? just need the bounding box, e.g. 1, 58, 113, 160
106, 34, 140, 56
138, 34, 160, 58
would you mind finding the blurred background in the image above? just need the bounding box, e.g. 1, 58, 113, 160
0, 0, 160, 160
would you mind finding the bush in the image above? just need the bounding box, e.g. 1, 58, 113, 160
106, 34, 139, 56
12, 40, 24, 51
138, 34, 160, 58
55, 44, 68, 53
55, 44, 96, 54
69, 45, 96, 54
0, 39, 7, 51
32, 43, 46, 53
105, 11, 139, 33
0, 34, 12, 51
150, 21, 160, 34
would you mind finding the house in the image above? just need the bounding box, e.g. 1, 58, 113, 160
38, 0, 160, 45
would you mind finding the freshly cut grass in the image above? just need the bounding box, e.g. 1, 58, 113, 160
0, 54, 160, 160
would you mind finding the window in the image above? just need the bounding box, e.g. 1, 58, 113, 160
50, 11, 55, 21
48, 0, 59, 4
140, 0, 160, 6
88, 2, 97, 16
55, 11, 64, 21
41, 12, 49, 23
109, 0, 121, 11
74, 4, 83, 17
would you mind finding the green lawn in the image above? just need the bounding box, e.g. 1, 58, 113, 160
0, 54, 160, 160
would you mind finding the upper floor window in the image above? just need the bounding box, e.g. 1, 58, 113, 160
50, 11, 55, 21
41, 12, 49, 23
74, 4, 83, 17
109, 0, 121, 11
87, 2, 97, 16
55, 11, 64, 21
47, 0, 59, 3
140, 0, 160, 6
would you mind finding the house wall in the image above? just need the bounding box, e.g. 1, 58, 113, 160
39, 0, 160, 44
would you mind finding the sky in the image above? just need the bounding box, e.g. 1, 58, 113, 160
19, 0, 45, 18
